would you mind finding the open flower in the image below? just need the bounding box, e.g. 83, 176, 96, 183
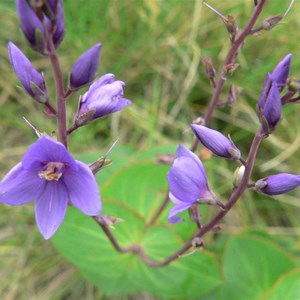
255, 173, 300, 195
8, 41, 48, 103
0, 137, 101, 239
191, 124, 241, 160
75, 73, 132, 126
167, 145, 219, 223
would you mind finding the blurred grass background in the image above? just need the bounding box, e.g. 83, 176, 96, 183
1, 0, 300, 299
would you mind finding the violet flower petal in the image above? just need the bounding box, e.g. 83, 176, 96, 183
167, 145, 214, 223
63, 161, 101, 216
168, 194, 193, 223
35, 181, 68, 239
168, 157, 210, 203
0, 166, 45, 206
8, 41, 47, 102
191, 125, 240, 160
76, 74, 132, 125
70, 43, 102, 90
22, 137, 77, 171
272, 54, 292, 90
256, 173, 300, 195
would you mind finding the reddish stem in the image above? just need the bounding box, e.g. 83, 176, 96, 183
49, 44, 68, 147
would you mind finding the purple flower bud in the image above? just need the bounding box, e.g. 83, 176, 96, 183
70, 43, 102, 90
255, 173, 300, 195
167, 145, 217, 223
257, 74, 282, 134
75, 73, 131, 126
8, 41, 48, 103
191, 124, 241, 160
51, 0, 65, 48
272, 54, 292, 91
16, 0, 46, 52
43, 0, 60, 20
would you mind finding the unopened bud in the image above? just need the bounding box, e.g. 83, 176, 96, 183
191, 124, 241, 160
94, 215, 123, 229
287, 78, 300, 92
223, 63, 239, 79
262, 15, 283, 30
233, 165, 245, 188
89, 157, 112, 174
226, 15, 238, 37
201, 56, 216, 81
255, 173, 300, 195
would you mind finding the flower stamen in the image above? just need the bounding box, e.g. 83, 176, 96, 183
39, 162, 64, 181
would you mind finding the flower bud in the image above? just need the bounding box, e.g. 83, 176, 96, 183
50, 0, 65, 48
287, 78, 300, 92
257, 74, 282, 135
255, 173, 300, 195
272, 54, 292, 91
69, 43, 102, 90
233, 165, 245, 188
191, 125, 241, 160
262, 15, 283, 31
16, 0, 65, 53
16, 0, 46, 53
201, 56, 216, 82
75, 73, 131, 126
8, 41, 48, 103
226, 15, 238, 37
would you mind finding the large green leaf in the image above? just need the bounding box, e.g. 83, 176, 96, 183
218, 235, 295, 300
52, 159, 222, 298
262, 268, 300, 300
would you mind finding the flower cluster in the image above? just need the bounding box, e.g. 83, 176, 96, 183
167, 53, 298, 223
1, 0, 131, 239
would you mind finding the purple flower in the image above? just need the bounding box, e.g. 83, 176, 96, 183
0, 137, 101, 239
272, 54, 292, 91
75, 73, 132, 126
167, 145, 216, 223
8, 41, 48, 103
191, 124, 241, 160
255, 173, 300, 195
257, 73, 282, 134
70, 43, 102, 90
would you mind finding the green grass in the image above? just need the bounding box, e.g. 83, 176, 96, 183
1, 0, 300, 299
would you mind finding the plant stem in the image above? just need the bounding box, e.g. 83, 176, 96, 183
49, 47, 68, 147
150, 0, 267, 226
96, 129, 264, 267
190, 0, 266, 152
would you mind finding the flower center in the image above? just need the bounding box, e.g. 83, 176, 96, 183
39, 162, 65, 181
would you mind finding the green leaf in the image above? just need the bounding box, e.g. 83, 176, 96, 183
52, 160, 222, 298
218, 235, 295, 300
262, 268, 300, 300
